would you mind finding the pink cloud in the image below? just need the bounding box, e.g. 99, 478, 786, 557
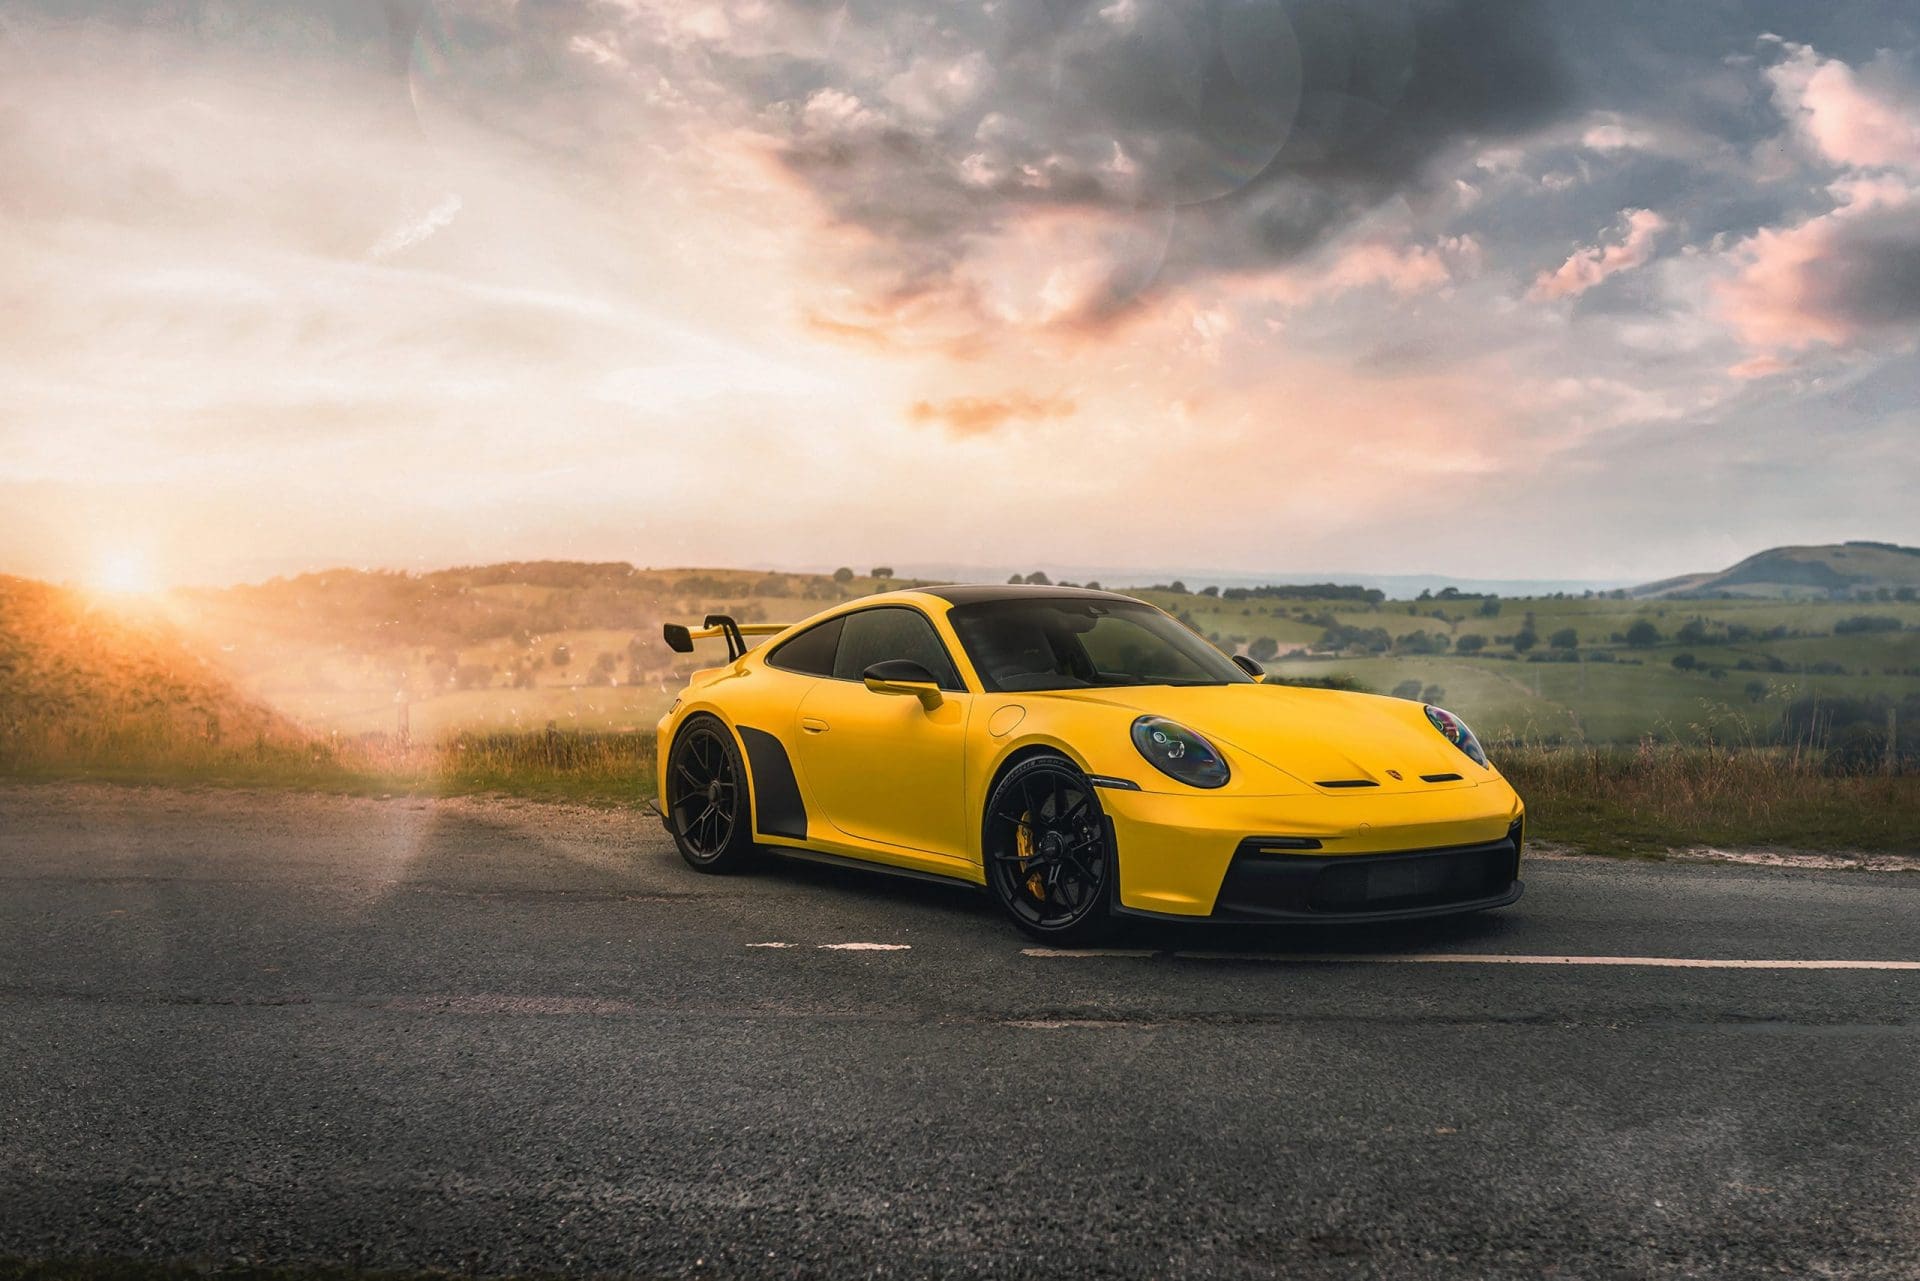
1529, 209, 1667, 301
907, 391, 1075, 438
1766, 43, 1920, 173
1726, 353, 1790, 380
1223, 235, 1479, 312
1716, 175, 1916, 352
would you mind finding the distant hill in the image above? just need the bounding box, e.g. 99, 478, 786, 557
1631, 543, 1920, 600
0, 575, 296, 764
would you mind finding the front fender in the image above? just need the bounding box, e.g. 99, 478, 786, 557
964, 699, 1307, 862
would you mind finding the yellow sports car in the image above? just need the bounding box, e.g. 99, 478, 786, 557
657, 584, 1524, 941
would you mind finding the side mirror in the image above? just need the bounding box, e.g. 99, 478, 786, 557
863, 659, 944, 708
1232, 654, 1265, 678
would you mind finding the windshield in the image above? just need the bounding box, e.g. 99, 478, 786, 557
947, 598, 1252, 692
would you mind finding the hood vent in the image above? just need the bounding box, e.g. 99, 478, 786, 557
1315, 778, 1378, 788
1421, 772, 1464, 783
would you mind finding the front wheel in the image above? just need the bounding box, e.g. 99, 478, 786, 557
982, 755, 1116, 944
665, 716, 758, 873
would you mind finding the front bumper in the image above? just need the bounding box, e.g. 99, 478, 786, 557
1099, 783, 1525, 920
1193, 827, 1523, 923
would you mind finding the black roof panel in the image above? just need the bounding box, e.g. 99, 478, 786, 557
918, 583, 1140, 605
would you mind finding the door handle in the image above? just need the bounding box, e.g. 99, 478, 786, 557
801, 717, 829, 734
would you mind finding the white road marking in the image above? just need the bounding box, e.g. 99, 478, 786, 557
1019, 948, 1920, 970
746, 942, 911, 951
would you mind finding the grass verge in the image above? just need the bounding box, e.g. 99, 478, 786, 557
1498, 744, 1919, 856
0, 727, 658, 807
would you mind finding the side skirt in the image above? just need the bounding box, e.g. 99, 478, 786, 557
761, 843, 986, 892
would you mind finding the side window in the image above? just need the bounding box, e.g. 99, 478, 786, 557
765, 615, 845, 677
831, 608, 963, 690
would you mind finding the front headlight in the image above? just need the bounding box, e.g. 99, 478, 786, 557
1130, 716, 1230, 789
1424, 704, 1489, 767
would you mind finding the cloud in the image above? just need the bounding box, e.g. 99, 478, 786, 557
369, 193, 465, 260
1530, 209, 1667, 301
632, 0, 1570, 342
1713, 42, 1920, 359
907, 392, 1075, 438
1580, 121, 1656, 153
1718, 175, 1920, 351
1766, 42, 1920, 172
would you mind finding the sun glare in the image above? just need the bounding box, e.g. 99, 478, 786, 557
90, 550, 161, 596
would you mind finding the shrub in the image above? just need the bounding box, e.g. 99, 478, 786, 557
1834, 615, 1904, 634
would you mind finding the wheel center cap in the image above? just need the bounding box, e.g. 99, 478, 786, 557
1040, 831, 1065, 857
706, 781, 721, 802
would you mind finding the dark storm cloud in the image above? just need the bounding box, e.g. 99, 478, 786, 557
744, 0, 1576, 316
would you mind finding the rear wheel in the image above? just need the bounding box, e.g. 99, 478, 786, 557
665, 716, 757, 873
983, 755, 1116, 943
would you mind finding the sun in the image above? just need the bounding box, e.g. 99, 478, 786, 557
89, 550, 161, 596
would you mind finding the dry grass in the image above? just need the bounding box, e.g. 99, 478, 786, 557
1499, 742, 1919, 855
0, 720, 657, 807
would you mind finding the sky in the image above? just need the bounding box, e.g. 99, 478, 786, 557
2, 0, 1917, 590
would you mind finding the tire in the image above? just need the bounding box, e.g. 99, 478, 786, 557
664, 715, 758, 873
982, 754, 1117, 944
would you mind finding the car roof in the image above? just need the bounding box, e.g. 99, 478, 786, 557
913, 583, 1141, 606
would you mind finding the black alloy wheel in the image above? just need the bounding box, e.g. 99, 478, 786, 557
665, 716, 756, 872
983, 755, 1116, 942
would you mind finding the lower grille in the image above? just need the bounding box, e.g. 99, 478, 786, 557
1307, 843, 1515, 911
1212, 821, 1523, 921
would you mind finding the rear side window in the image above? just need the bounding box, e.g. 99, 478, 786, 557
765, 615, 845, 677
831, 607, 963, 690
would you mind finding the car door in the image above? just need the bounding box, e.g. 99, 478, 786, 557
792, 606, 971, 864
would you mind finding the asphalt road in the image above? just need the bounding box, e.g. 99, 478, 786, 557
3, 783, 1919, 1280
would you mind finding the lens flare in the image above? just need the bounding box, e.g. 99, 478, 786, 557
89, 551, 160, 597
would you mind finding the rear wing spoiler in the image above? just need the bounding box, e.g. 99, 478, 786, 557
662, 614, 789, 662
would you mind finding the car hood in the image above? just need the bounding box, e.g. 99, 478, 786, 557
1037, 682, 1486, 794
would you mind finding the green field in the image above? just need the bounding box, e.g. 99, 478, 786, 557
1123, 585, 1920, 749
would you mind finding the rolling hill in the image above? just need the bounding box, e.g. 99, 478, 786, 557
0, 575, 297, 765
1631, 543, 1920, 600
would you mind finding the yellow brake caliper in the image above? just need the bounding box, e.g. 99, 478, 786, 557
1016, 811, 1045, 900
